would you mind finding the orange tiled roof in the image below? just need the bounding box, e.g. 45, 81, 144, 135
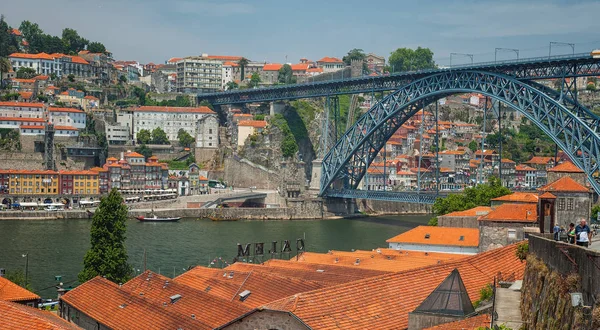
539, 192, 557, 199
174, 266, 326, 308
263, 244, 525, 330
106, 157, 118, 161
69, 56, 89, 65
501, 158, 515, 163
547, 161, 584, 173
539, 176, 589, 193
54, 126, 78, 131
491, 192, 539, 203
478, 203, 537, 223
516, 164, 536, 171
443, 206, 493, 217
424, 313, 491, 329
386, 226, 479, 247
0, 276, 40, 302
60, 276, 201, 329
124, 151, 144, 158
48, 107, 84, 113
83, 95, 99, 100
18, 91, 33, 99
131, 106, 215, 114
263, 63, 282, 71
264, 259, 391, 278
233, 113, 252, 118
0, 101, 44, 108
167, 57, 182, 63
0, 300, 80, 329
11, 28, 22, 36
0, 117, 46, 123
9, 52, 55, 60
34, 75, 49, 80
317, 56, 343, 63
19, 125, 45, 130
121, 271, 251, 328
525, 156, 555, 165
238, 120, 267, 128
307, 67, 323, 73
291, 63, 310, 71
11, 78, 35, 83
222, 61, 238, 67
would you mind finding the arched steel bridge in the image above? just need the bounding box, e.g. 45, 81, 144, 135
199, 53, 600, 204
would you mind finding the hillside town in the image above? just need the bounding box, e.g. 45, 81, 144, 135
1, 7, 600, 330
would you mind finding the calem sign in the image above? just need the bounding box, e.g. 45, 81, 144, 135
236, 239, 305, 258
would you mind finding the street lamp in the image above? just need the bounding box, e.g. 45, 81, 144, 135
22, 253, 29, 287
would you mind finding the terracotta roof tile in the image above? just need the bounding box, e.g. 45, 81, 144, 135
317, 56, 343, 63
174, 266, 326, 308
263, 63, 283, 71
238, 120, 267, 128
11, 28, 22, 36
538, 176, 589, 193
121, 271, 250, 328
0, 300, 80, 329
206, 55, 243, 61
386, 226, 479, 247
0, 276, 40, 302
478, 203, 537, 223
491, 192, 539, 203
54, 126, 78, 131
61, 276, 202, 329
539, 192, 557, 199
263, 244, 525, 330
263, 259, 391, 279
547, 161, 584, 173
0, 102, 44, 108
124, 151, 144, 158
291, 63, 310, 71
515, 164, 536, 171
18, 92, 33, 99
443, 206, 493, 217
20, 125, 45, 130
48, 107, 84, 113
525, 156, 555, 165
424, 313, 491, 329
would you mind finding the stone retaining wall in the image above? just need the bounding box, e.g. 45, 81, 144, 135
357, 199, 432, 214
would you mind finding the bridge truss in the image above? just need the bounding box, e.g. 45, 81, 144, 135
319, 70, 600, 200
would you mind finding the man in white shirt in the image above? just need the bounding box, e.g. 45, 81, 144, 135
575, 219, 592, 248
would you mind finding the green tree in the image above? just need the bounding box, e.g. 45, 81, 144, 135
388, 47, 436, 73
278, 64, 296, 84
43, 35, 65, 54
0, 58, 12, 88
136, 129, 151, 144
342, 48, 366, 65
135, 144, 153, 159
151, 127, 169, 144
79, 189, 133, 284
432, 176, 510, 216
5, 269, 32, 291
468, 140, 478, 152
119, 75, 127, 84
62, 28, 88, 54
199, 100, 214, 110
16, 67, 37, 79
87, 41, 106, 53
19, 20, 44, 53
177, 128, 195, 147
248, 72, 261, 88
238, 57, 249, 81
67, 74, 75, 82
225, 81, 238, 90
281, 134, 298, 158
0, 16, 20, 57
587, 83, 597, 92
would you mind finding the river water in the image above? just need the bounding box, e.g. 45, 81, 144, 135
0, 215, 429, 298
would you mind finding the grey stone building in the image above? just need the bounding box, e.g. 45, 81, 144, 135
546, 161, 586, 187
478, 203, 538, 252
538, 176, 591, 228
437, 206, 492, 228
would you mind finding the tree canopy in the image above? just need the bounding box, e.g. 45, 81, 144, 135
0, 15, 20, 57
248, 72, 261, 88
79, 189, 133, 284
225, 81, 238, 90
62, 28, 88, 54
238, 57, 249, 81
136, 129, 151, 144
177, 129, 195, 147
278, 64, 296, 84
151, 127, 170, 144
16, 67, 37, 79
388, 47, 436, 73
342, 48, 366, 65
432, 177, 510, 217
87, 41, 106, 53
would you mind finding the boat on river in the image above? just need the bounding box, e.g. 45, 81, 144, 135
136, 214, 181, 222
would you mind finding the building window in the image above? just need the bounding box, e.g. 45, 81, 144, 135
566, 198, 574, 211
507, 229, 517, 239
557, 198, 565, 211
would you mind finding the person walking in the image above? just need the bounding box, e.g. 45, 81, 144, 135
553, 223, 561, 241
575, 219, 592, 248
567, 223, 576, 244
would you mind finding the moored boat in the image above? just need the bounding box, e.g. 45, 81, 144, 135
136, 214, 181, 222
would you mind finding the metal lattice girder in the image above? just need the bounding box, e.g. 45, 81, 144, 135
199, 54, 600, 105
325, 189, 443, 204
320, 70, 600, 197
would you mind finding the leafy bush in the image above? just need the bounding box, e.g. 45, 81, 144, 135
516, 242, 529, 262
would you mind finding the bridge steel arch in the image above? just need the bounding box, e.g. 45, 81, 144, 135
320, 70, 600, 197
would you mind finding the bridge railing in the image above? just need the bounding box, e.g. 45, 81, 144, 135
324, 189, 443, 204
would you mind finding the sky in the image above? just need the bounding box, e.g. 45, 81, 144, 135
3, 0, 600, 65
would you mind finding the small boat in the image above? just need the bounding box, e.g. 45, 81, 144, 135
136, 214, 181, 222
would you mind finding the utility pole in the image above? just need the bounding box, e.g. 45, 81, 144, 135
435, 101, 440, 196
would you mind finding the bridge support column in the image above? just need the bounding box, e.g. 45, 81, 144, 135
269, 102, 286, 116
309, 159, 322, 192
324, 197, 356, 215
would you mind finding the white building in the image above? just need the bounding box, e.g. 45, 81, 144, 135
129, 106, 219, 144
316, 57, 345, 73
176, 56, 223, 93
48, 107, 86, 129
0, 101, 45, 119
105, 124, 131, 145
386, 226, 480, 255
237, 120, 267, 147
0, 117, 46, 130
9, 53, 62, 76
221, 62, 236, 89
55, 125, 79, 137
19, 124, 45, 136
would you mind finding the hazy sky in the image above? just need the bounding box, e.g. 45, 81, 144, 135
3, 0, 600, 65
